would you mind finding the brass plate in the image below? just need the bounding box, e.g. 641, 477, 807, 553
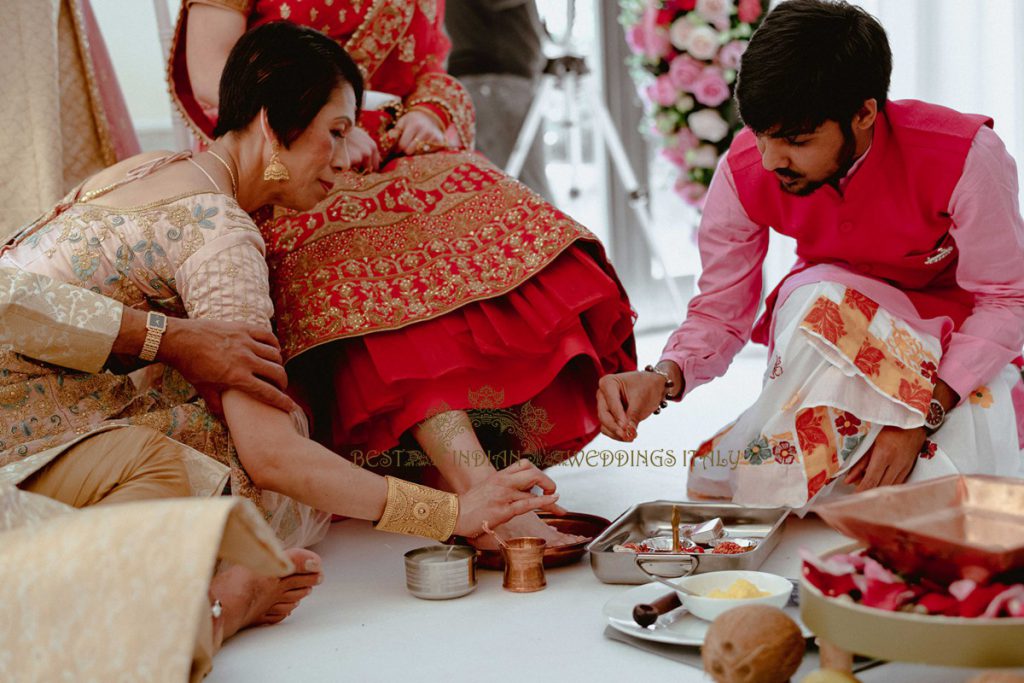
453, 512, 611, 570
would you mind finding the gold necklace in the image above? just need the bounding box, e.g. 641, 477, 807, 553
207, 150, 238, 197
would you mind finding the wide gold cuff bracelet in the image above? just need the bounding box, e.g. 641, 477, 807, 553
375, 476, 459, 541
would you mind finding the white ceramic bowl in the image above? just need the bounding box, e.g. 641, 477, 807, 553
674, 570, 792, 621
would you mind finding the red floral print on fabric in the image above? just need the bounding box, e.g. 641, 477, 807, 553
920, 360, 939, 383
803, 297, 846, 344
807, 470, 828, 498
834, 411, 862, 437
773, 440, 796, 464
898, 378, 933, 413
919, 439, 937, 460
842, 288, 880, 321
796, 408, 829, 452
854, 342, 885, 376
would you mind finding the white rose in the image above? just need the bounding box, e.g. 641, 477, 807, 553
669, 17, 694, 51
676, 94, 696, 113
686, 26, 721, 61
688, 108, 730, 142
687, 144, 721, 169
697, 0, 735, 27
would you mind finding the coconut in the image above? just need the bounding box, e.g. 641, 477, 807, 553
702, 605, 806, 683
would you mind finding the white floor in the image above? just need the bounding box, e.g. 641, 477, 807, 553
206, 334, 1023, 682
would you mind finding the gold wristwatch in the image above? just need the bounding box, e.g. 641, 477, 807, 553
139, 311, 167, 362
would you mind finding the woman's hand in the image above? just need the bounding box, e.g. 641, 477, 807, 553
454, 459, 566, 538
393, 109, 446, 156
843, 425, 926, 491
596, 371, 667, 441
341, 127, 381, 172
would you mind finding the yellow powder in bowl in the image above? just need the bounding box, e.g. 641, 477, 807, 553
705, 578, 771, 599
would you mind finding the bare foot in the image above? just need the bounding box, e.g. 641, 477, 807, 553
471, 511, 586, 550
210, 547, 322, 648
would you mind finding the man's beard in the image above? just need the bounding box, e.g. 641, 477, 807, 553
778, 123, 858, 196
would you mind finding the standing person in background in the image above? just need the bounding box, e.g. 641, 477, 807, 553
0, 0, 139, 240
446, 0, 555, 202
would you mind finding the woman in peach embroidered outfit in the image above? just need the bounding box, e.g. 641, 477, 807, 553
170, 0, 637, 545
1, 23, 563, 550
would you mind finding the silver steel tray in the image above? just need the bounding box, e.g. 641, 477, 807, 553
587, 500, 790, 584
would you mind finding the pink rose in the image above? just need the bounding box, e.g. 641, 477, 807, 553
626, 24, 646, 54
717, 40, 746, 70
692, 66, 731, 107
668, 55, 704, 91
640, 8, 672, 59
674, 177, 708, 208
661, 128, 700, 167
646, 75, 680, 107
738, 0, 763, 23
696, 0, 735, 31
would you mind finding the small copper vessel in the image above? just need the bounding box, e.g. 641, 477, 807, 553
501, 537, 547, 592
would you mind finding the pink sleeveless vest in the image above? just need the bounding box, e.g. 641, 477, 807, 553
727, 99, 993, 343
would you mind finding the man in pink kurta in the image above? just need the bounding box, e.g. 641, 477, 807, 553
598, 0, 1024, 506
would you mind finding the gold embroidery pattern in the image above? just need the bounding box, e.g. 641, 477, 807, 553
398, 34, 416, 62
406, 73, 476, 150
417, 0, 436, 24
344, 0, 413, 82
258, 152, 599, 360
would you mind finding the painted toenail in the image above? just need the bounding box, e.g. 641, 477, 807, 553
304, 559, 321, 572
316, 574, 323, 585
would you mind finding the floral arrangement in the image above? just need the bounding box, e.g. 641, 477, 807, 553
619, 0, 769, 208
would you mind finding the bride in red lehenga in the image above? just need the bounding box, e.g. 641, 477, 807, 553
169, 0, 636, 546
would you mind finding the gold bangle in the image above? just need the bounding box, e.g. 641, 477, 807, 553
375, 476, 459, 541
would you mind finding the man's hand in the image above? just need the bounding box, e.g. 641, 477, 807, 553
843, 425, 926, 492
597, 370, 668, 441
159, 318, 297, 416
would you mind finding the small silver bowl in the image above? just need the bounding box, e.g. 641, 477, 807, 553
404, 545, 477, 600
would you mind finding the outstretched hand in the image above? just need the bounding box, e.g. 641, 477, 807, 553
160, 317, 297, 416
454, 459, 566, 538
596, 371, 666, 441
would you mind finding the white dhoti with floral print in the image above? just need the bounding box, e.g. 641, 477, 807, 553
687, 281, 1022, 511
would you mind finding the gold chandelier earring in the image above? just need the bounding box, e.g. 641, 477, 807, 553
263, 141, 290, 181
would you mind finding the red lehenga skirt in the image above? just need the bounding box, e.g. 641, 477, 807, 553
261, 151, 636, 471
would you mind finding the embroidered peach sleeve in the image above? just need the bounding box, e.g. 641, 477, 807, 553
175, 229, 274, 327
0, 267, 122, 373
